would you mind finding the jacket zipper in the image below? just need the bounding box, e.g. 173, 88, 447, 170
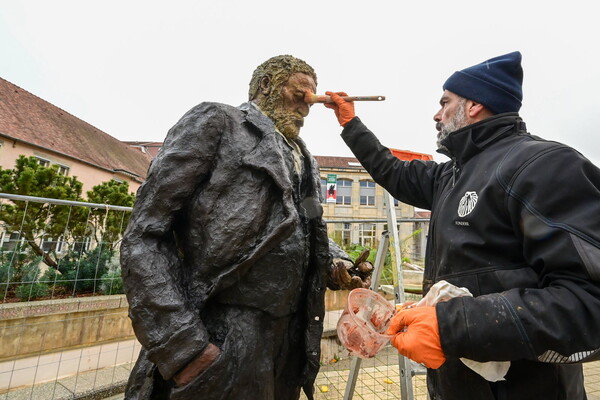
426, 162, 459, 289
452, 159, 460, 187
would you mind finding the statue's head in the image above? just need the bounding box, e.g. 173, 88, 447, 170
249, 55, 317, 140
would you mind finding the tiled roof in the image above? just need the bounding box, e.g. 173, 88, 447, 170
415, 210, 431, 218
314, 155, 364, 169
0, 77, 151, 178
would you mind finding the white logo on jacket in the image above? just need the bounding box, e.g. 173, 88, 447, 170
458, 191, 478, 217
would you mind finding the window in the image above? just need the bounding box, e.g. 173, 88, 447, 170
41, 235, 65, 253
36, 157, 50, 168
333, 223, 352, 246
336, 179, 352, 205
384, 195, 400, 207
320, 178, 327, 203
1, 231, 24, 252
73, 236, 92, 253
57, 165, 70, 176
359, 223, 377, 248
359, 180, 376, 206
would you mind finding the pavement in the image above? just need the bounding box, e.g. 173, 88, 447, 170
2, 302, 600, 400
3, 349, 599, 400
302, 354, 600, 400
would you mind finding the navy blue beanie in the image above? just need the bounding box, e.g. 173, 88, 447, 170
443, 51, 523, 114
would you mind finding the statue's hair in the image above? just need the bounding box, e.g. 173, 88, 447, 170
248, 55, 317, 101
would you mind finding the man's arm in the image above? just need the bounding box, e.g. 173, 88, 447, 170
324, 91, 443, 210
120, 103, 226, 380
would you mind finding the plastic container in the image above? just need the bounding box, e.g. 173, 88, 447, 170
336, 288, 396, 358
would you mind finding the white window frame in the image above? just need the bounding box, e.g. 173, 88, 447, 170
36, 157, 51, 168
57, 164, 70, 176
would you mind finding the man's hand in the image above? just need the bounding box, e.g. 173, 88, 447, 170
331, 249, 373, 290
386, 306, 446, 369
173, 343, 221, 387
324, 91, 356, 127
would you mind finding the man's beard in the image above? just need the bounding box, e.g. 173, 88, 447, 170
436, 99, 468, 150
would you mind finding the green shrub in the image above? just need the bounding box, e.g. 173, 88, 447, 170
47, 247, 114, 295
100, 270, 124, 295
0, 256, 14, 295
15, 282, 49, 301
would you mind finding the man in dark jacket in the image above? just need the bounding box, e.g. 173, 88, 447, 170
324, 51, 600, 399
120, 55, 371, 400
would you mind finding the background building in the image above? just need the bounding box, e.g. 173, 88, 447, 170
0, 77, 151, 194
316, 154, 431, 265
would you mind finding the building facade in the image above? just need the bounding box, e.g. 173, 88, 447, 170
315, 155, 431, 265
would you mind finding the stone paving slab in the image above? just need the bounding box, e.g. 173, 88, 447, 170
0, 364, 132, 400
2, 358, 599, 399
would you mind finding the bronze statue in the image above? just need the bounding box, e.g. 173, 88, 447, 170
120, 55, 372, 400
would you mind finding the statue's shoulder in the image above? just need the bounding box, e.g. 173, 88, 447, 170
184, 101, 241, 118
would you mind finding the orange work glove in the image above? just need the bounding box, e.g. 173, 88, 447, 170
386, 306, 446, 369
324, 91, 356, 127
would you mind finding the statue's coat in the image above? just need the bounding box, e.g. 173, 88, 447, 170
121, 102, 333, 399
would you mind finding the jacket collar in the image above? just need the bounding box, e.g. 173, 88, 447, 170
437, 113, 527, 165
239, 101, 275, 136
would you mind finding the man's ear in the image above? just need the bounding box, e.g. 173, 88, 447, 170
467, 101, 492, 119
467, 101, 484, 117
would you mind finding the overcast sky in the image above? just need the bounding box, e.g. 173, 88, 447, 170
1, 1, 599, 166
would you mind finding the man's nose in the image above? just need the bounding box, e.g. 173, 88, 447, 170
433, 109, 441, 122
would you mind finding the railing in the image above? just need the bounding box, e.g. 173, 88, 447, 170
0, 193, 430, 399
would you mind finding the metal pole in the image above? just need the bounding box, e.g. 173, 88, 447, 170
0, 192, 133, 212
386, 191, 414, 400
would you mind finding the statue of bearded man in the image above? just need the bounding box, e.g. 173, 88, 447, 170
121, 55, 372, 400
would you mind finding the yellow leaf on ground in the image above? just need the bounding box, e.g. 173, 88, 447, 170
319, 385, 329, 393
383, 378, 394, 384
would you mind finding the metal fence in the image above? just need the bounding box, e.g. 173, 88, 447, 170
0, 193, 429, 399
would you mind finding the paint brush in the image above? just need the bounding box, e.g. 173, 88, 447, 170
304, 93, 386, 104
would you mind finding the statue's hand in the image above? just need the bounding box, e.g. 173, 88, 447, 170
173, 343, 221, 387
332, 249, 374, 290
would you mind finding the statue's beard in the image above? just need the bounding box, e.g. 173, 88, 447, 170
268, 109, 304, 140
436, 99, 468, 150
257, 92, 304, 140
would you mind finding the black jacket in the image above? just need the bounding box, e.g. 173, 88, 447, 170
341, 114, 600, 400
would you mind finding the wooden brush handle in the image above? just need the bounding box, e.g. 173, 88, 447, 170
307, 95, 386, 103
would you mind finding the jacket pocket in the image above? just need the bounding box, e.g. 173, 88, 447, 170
170, 331, 236, 400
